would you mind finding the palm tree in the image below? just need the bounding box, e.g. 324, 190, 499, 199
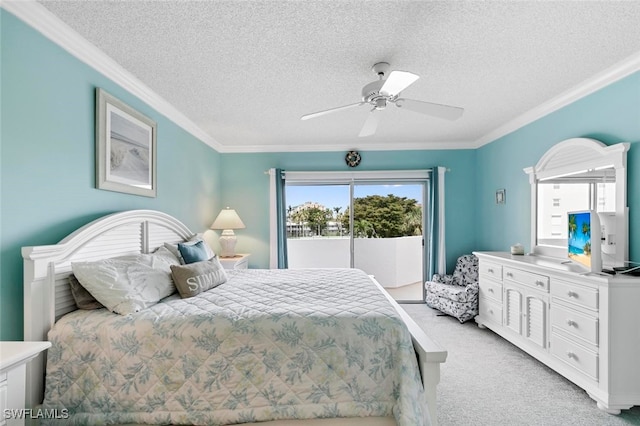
404, 207, 423, 236
568, 214, 577, 238
286, 205, 294, 236
291, 209, 306, 238
354, 219, 376, 238
333, 206, 342, 236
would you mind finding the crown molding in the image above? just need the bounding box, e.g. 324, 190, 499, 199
217, 139, 477, 153
473, 50, 640, 148
2, 1, 224, 152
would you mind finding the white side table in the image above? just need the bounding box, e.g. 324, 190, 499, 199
0, 342, 51, 426
218, 254, 250, 270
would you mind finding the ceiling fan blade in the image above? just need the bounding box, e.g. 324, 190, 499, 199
395, 98, 464, 121
300, 102, 365, 120
358, 109, 381, 137
380, 71, 419, 97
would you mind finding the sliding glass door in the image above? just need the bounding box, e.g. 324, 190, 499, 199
352, 183, 425, 302
284, 175, 427, 302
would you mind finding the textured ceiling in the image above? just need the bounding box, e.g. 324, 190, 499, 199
36, 1, 640, 152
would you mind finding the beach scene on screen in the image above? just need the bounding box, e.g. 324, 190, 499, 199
568, 211, 592, 268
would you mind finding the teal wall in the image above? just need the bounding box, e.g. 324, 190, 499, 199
219, 150, 477, 270
0, 11, 222, 340
476, 71, 640, 261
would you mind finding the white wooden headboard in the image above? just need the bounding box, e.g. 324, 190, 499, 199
22, 209, 195, 408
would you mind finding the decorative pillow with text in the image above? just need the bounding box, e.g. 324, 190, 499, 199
170, 257, 228, 298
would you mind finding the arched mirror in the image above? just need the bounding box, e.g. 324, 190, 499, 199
524, 138, 629, 268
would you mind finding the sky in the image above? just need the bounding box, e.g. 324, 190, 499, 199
286, 183, 424, 212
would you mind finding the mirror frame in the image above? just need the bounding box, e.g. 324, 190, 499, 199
523, 137, 629, 266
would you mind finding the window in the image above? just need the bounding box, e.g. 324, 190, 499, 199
281, 170, 430, 303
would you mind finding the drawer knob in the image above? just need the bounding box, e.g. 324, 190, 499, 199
488, 309, 494, 315
488, 268, 494, 273
506, 272, 513, 278
567, 319, 576, 327
488, 288, 494, 293
567, 291, 577, 298
535, 280, 544, 286
566, 351, 576, 359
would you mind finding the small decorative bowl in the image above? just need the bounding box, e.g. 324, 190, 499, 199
510, 244, 525, 255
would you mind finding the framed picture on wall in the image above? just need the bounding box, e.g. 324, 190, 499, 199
496, 188, 506, 204
95, 88, 157, 197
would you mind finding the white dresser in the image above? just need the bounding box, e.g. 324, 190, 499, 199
474, 251, 640, 414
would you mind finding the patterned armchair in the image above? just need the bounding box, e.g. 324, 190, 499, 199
425, 254, 479, 323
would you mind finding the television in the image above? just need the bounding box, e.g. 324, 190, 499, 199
567, 210, 601, 273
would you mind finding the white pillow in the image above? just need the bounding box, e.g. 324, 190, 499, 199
164, 235, 215, 264
72, 253, 176, 315
152, 246, 182, 271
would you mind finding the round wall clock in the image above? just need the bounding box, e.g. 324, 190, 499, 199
345, 150, 361, 167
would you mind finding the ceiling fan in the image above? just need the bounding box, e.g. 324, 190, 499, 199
300, 62, 464, 137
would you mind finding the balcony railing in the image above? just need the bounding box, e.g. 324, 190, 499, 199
287, 235, 422, 289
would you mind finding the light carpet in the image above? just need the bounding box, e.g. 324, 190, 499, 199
400, 304, 640, 426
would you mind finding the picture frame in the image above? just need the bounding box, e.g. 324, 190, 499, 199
96, 88, 157, 197
496, 188, 506, 204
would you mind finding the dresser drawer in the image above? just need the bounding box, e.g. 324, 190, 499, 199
504, 267, 549, 291
551, 279, 598, 310
550, 333, 598, 380
480, 261, 502, 281
551, 305, 598, 346
479, 278, 502, 302
479, 297, 503, 325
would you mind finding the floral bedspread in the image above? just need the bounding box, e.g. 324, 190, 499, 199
43, 268, 428, 425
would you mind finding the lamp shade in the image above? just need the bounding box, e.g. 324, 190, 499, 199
211, 208, 245, 230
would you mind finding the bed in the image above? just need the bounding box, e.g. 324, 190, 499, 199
22, 210, 447, 426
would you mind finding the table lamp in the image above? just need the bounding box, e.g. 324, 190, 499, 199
211, 207, 245, 257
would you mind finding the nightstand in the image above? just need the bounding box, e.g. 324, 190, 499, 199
0, 341, 51, 426
218, 254, 250, 270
